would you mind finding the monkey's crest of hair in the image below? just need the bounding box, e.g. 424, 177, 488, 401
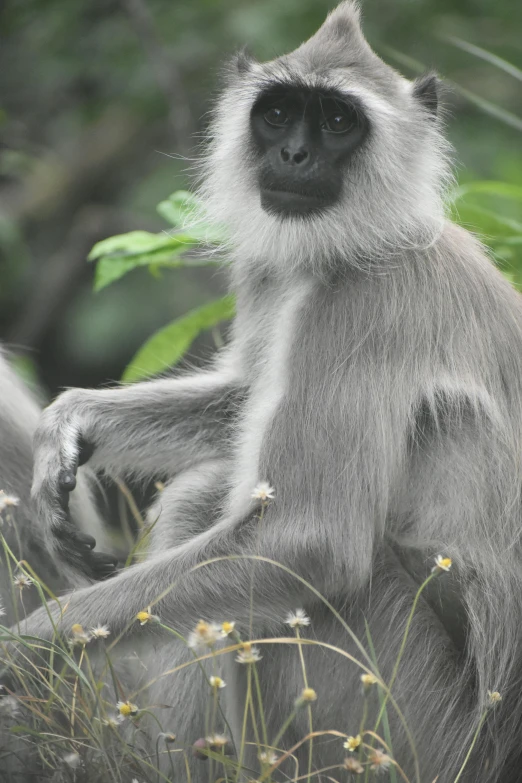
196, 1, 454, 277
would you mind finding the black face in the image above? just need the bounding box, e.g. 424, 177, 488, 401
250, 84, 369, 218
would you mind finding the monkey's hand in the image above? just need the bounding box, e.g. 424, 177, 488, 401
31, 389, 118, 580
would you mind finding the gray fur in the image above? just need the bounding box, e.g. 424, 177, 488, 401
9, 3, 522, 780
0, 351, 110, 626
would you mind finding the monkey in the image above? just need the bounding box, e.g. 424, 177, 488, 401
0, 349, 117, 626
5, 3, 522, 780
0, 351, 119, 782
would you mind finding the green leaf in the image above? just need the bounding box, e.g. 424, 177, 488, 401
122, 295, 236, 382
93, 247, 185, 291
451, 202, 522, 238
88, 230, 179, 261
453, 181, 522, 202
93, 246, 221, 291
88, 227, 219, 291
157, 190, 227, 244
156, 190, 201, 228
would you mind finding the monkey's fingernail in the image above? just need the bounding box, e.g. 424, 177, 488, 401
90, 553, 119, 575
59, 471, 77, 492
74, 532, 96, 549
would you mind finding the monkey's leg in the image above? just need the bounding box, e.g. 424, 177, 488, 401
147, 458, 232, 551
241, 567, 478, 783
121, 461, 236, 778
136, 637, 229, 781
31, 365, 243, 569
389, 398, 522, 782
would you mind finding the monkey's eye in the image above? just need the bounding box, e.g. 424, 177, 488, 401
264, 107, 288, 127
321, 113, 354, 134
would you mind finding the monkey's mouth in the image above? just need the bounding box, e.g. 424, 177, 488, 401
260, 188, 328, 218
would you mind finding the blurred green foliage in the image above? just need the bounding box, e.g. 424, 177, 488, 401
88, 189, 233, 381
0, 0, 520, 394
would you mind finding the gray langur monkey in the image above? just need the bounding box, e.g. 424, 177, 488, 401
0, 351, 115, 626
10, 3, 522, 780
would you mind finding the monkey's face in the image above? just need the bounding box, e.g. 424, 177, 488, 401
250, 86, 368, 218
200, 1, 451, 273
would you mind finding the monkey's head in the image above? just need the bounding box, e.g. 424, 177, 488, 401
200, 1, 452, 273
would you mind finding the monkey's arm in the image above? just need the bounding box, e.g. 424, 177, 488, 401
25, 386, 390, 639
31, 365, 243, 570
17, 497, 369, 644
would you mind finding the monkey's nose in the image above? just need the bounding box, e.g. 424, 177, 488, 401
280, 146, 309, 165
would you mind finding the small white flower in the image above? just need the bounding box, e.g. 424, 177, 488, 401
285, 609, 311, 628
209, 676, 226, 689
299, 687, 317, 703
220, 621, 236, 637
488, 690, 502, 707
136, 606, 159, 625
369, 749, 392, 774
0, 492, 20, 513
63, 752, 81, 768
205, 733, 229, 749
235, 643, 262, 664
259, 750, 278, 765
90, 624, 110, 639
344, 735, 362, 752
188, 620, 221, 651
70, 623, 91, 646
0, 602, 5, 618
251, 482, 275, 502
116, 700, 139, 719
432, 555, 452, 573
344, 757, 364, 774
13, 572, 32, 590
360, 672, 378, 689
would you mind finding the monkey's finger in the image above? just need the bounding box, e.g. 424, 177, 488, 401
55, 526, 96, 551
57, 470, 76, 513
72, 531, 97, 550
58, 471, 77, 492
57, 439, 95, 496
89, 552, 119, 579
90, 552, 117, 566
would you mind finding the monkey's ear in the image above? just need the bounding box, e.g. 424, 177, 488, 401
324, 0, 363, 39
412, 73, 440, 117
232, 47, 256, 76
